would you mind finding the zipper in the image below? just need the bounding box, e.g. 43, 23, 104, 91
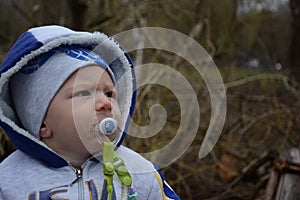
70, 167, 84, 200
70, 167, 82, 186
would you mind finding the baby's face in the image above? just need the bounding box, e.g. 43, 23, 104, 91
42, 65, 121, 157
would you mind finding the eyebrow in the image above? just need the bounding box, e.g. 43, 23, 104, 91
63, 82, 92, 94
64, 80, 115, 93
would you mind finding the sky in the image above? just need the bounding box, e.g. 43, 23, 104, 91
238, 0, 290, 14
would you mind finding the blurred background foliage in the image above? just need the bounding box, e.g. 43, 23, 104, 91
1, 0, 300, 199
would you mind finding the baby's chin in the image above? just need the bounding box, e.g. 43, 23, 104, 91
84, 133, 117, 157
106, 133, 117, 142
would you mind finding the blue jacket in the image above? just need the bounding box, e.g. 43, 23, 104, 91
0, 25, 180, 200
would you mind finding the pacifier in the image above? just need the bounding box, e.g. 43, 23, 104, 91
95, 117, 117, 144
99, 118, 117, 135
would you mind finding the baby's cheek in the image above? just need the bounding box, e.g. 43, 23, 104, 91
112, 104, 121, 121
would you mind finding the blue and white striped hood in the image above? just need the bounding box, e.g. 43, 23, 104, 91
0, 25, 136, 168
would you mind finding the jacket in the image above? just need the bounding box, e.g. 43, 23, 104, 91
0, 25, 180, 200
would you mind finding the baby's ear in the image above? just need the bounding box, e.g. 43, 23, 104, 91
39, 122, 52, 139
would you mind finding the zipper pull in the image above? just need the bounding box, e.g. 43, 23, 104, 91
70, 167, 82, 186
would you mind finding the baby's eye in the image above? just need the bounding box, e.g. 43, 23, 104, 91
73, 90, 91, 97
105, 90, 118, 99
105, 91, 113, 98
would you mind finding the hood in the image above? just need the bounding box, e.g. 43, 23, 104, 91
0, 25, 136, 168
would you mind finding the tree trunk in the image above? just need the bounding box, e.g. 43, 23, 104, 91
68, 0, 89, 30
289, 0, 300, 81
264, 148, 300, 200
275, 148, 300, 200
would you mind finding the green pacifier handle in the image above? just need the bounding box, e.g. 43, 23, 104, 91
113, 156, 132, 188
103, 142, 134, 200
103, 142, 114, 200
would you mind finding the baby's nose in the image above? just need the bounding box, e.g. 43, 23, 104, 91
95, 94, 112, 111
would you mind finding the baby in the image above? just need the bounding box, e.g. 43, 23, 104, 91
0, 25, 180, 200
